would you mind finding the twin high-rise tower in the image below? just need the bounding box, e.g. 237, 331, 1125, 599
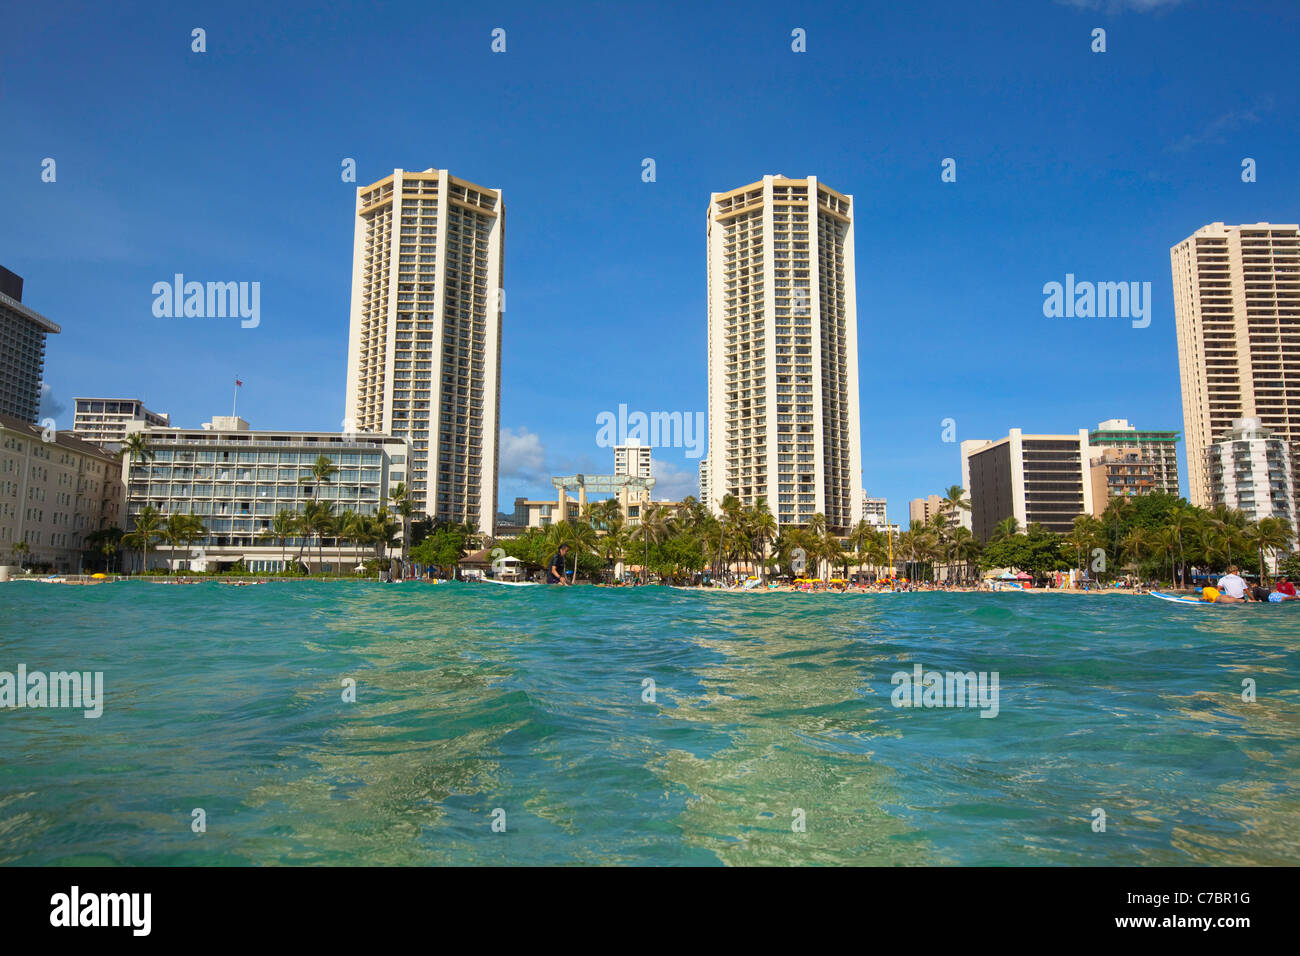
704, 175, 864, 533
344, 168, 504, 533
345, 169, 865, 536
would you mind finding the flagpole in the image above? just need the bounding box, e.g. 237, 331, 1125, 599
233, 376, 238, 418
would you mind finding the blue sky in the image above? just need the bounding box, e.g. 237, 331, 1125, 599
3, 0, 1297, 522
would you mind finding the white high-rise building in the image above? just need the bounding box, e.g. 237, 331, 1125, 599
1207, 418, 1296, 527
705, 175, 863, 532
1171, 222, 1300, 510
344, 168, 504, 534
614, 443, 651, 478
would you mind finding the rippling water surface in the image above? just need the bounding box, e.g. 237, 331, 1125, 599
1, 581, 1297, 865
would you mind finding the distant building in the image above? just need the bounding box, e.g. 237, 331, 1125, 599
125, 416, 408, 572
909, 495, 941, 525
962, 429, 1094, 541
73, 398, 170, 445
863, 495, 887, 523
1087, 418, 1180, 497
1207, 418, 1296, 527
0, 267, 60, 423
1, 413, 124, 572
1089, 448, 1158, 516
614, 443, 652, 478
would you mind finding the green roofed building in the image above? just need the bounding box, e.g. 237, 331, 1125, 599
1087, 419, 1181, 498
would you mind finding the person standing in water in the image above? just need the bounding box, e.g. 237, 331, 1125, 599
548, 543, 571, 585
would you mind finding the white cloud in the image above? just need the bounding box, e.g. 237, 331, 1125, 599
650, 458, 700, 501
1168, 99, 1272, 153
38, 382, 65, 421
498, 426, 546, 484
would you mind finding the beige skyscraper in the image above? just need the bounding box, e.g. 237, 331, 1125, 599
344, 168, 504, 533
1170, 222, 1300, 510
705, 175, 863, 532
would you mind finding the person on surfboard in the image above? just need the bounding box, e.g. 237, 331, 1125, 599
1270, 575, 1297, 602
548, 544, 571, 585
1206, 565, 1253, 603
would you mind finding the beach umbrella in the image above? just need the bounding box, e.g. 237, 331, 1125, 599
1015, 572, 1031, 580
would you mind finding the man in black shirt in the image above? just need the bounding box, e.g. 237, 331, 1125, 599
548, 543, 571, 585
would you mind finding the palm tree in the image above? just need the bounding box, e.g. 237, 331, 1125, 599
1120, 526, 1149, 579
368, 507, 401, 563
848, 519, 875, 583
302, 454, 339, 502
161, 513, 182, 574
947, 526, 977, 584
1244, 516, 1292, 581
990, 516, 1020, 543
1152, 527, 1178, 586
822, 531, 845, 582
1064, 514, 1103, 581
804, 513, 829, 580
1167, 502, 1194, 588
120, 432, 154, 472
162, 512, 204, 573
262, 509, 301, 573
9, 541, 30, 572
749, 498, 778, 583
340, 509, 369, 574
123, 505, 164, 573
298, 501, 335, 575
388, 483, 417, 569
632, 503, 669, 583
715, 495, 742, 582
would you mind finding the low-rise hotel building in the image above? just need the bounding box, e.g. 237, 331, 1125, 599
125, 416, 408, 572
0, 413, 124, 573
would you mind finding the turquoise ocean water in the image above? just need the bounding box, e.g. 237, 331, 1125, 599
1, 580, 1297, 866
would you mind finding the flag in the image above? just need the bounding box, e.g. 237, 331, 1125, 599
235, 378, 243, 387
